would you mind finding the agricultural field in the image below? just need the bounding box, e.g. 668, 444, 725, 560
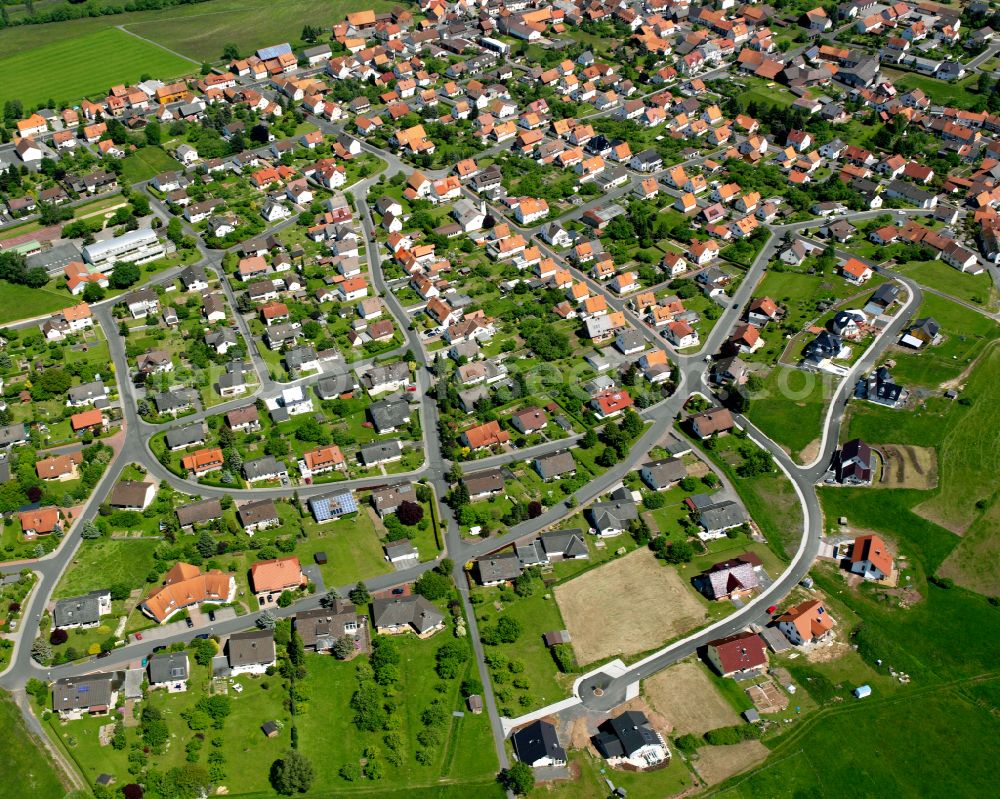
0, 692, 67, 799
711, 680, 1000, 798
554, 548, 706, 665
0, 28, 192, 108
122, 0, 398, 62
695, 741, 770, 787
0, 0, 397, 67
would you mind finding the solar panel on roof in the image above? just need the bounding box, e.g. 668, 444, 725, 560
256, 43, 292, 60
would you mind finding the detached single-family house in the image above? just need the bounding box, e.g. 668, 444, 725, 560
513, 720, 567, 768
777, 599, 834, 646
706, 631, 768, 678
226, 630, 276, 675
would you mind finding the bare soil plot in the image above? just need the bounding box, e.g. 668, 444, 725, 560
875, 444, 938, 491
554, 549, 706, 665
695, 741, 769, 785
746, 680, 787, 714
643, 660, 741, 736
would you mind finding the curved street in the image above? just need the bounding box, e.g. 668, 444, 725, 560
0, 124, 952, 778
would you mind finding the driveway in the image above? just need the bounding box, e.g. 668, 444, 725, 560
302, 565, 325, 594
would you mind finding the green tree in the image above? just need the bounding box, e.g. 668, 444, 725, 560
414, 569, 450, 600
332, 636, 355, 660
349, 582, 371, 606
144, 121, 161, 146
109, 261, 141, 289
499, 762, 535, 795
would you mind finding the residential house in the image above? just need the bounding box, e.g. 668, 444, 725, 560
226, 630, 277, 675
777, 599, 834, 646
706, 631, 768, 678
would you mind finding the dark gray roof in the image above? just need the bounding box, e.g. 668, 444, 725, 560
154, 389, 196, 413
539, 529, 588, 559
588, 500, 638, 532
476, 552, 523, 583
593, 711, 660, 759
369, 398, 411, 432
359, 439, 402, 465
52, 672, 121, 712
699, 501, 748, 532
295, 602, 359, 650
464, 468, 505, 497
165, 423, 206, 449
67, 380, 106, 404
238, 499, 280, 527
372, 595, 443, 633
0, 423, 28, 447
641, 458, 686, 489
534, 450, 576, 479
226, 630, 276, 668
243, 456, 287, 481
148, 652, 189, 684
512, 720, 566, 765
175, 498, 223, 527
53, 589, 109, 628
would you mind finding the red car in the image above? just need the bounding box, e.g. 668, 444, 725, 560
766, 605, 777, 615
407, 386, 417, 392
135, 632, 143, 640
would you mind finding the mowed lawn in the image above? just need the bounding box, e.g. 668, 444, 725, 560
0, 693, 67, 799
121, 147, 182, 183
0, 281, 70, 325
889, 293, 998, 388
0, 28, 191, 107
894, 259, 998, 311
747, 366, 836, 463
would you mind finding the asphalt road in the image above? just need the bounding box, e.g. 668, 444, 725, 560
0, 108, 947, 783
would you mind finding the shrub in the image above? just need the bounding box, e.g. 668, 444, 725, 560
396, 501, 424, 526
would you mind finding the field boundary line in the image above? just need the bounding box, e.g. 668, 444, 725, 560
115, 23, 200, 65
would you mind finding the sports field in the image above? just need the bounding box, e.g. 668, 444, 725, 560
0, 28, 192, 107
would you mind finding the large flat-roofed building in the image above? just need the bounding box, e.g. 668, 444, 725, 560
82, 228, 166, 268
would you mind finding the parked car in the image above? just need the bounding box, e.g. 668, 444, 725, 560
208, 610, 216, 622
391, 587, 405, 595
185, 617, 194, 629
